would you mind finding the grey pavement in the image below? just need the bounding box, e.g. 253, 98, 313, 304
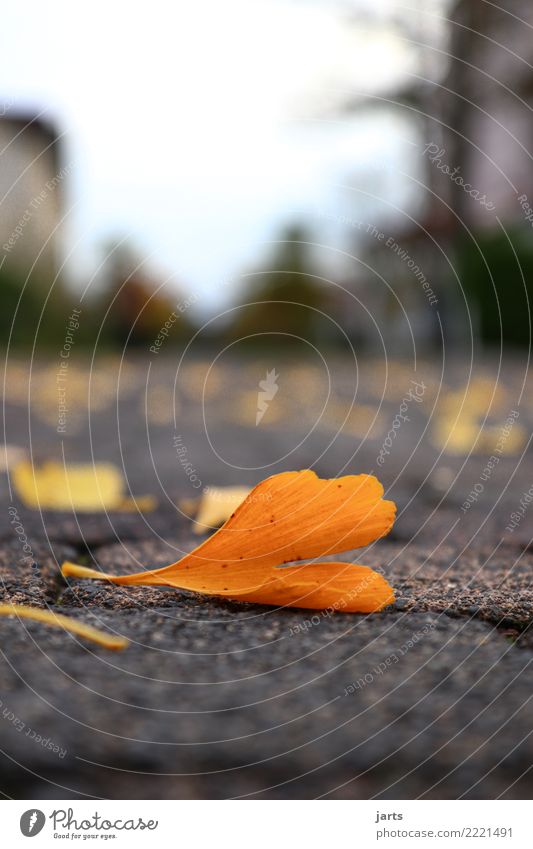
0, 354, 532, 798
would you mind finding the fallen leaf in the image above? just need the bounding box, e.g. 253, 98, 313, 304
177, 496, 200, 518
12, 461, 156, 512
62, 470, 396, 612
185, 485, 252, 534
118, 495, 158, 512
431, 378, 526, 455
0, 604, 128, 650
432, 415, 526, 455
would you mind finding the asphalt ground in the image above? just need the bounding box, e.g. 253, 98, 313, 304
0, 353, 532, 799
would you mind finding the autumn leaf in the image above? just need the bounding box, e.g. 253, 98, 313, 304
62, 470, 396, 612
12, 461, 156, 512
431, 379, 526, 455
0, 604, 128, 650
179, 485, 252, 534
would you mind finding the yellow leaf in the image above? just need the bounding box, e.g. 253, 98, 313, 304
189, 486, 252, 534
12, 461, 155, 512
0, 604, 128, 650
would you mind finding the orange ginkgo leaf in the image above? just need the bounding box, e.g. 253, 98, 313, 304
0, 604, 129, 650
62, 470, 396, 612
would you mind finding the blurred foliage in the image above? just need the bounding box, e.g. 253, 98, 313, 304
0, 245, 196, 351
4, 223, 532, 354
0, 265, 71, 349
93, 246, 195, 349
227, 225, 333, 348
456, 227, 533, 347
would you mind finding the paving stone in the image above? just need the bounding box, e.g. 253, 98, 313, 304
0, 537, 77, 607
59, 535, 533, 634
1, 354, 532, 800
0, 608, 531, 799
354, 540, 533, 633
59, 535, 200, 610
389, 504, 528, 551
0, 498, 189, 548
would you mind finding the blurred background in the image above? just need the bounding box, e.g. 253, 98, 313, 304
1, 0, 532, 505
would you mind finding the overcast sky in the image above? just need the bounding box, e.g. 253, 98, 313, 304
0, 0, 444, 311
